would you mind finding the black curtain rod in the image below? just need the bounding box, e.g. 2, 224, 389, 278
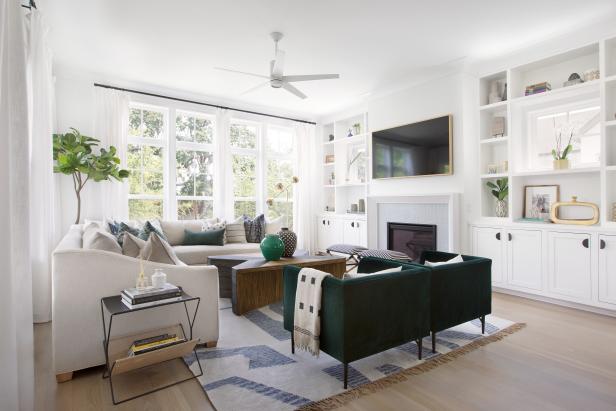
93, 83, 316, 125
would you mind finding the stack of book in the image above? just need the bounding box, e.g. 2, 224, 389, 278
127, 333, 186, 357
525, 82, 552, 96
121, 283, 182, 309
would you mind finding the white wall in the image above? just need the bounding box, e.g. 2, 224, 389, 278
320, 72, 478, 253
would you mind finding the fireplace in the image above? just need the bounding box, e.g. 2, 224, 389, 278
387, 222, 437, 261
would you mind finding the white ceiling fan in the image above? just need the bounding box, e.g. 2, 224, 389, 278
214, 32, 340, 100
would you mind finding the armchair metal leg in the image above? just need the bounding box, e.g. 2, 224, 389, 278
480, 315, 486, 334
291, 332, 295, 354
343, 363, 348, 389
431, 331, 436, 353
417, 338, 423, 360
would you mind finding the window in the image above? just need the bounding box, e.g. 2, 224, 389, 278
127, 105, 166, 220
265, 126, 295, 228
230, 121, 260, 218
530, 102, 601, 170
175, 110, 215, 220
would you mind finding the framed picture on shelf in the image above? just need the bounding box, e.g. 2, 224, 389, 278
524, 185, 560, 220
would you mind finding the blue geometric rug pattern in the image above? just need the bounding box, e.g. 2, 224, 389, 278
187, 299, 515, 411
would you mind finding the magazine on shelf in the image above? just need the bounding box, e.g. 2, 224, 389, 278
121, 295, 183, 310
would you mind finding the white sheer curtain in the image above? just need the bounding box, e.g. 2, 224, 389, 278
83, 87, 130, 221
294, 122, 317, 252
28, 8, 56, 324
214, 108, 232, 221
0, 0, 34, 409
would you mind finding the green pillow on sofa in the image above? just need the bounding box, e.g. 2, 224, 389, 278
183, 228, 225, 246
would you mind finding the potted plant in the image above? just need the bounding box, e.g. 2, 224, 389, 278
486, 178, 508, 218
552, 123, 574, 170
53, 128, 129, 224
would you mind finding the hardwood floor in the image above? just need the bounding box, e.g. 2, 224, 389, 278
35, 293, 616, 410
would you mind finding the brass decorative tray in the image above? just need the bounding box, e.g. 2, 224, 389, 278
550, 196, 599, 225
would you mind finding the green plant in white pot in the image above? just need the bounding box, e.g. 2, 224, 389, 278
486, 178, 508, 218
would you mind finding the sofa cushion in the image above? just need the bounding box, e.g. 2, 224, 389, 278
173, 243, 260, 265
226, 217, 247, 244
204, 221, 227, 243
243, 214, 265, 243
160, 219, 208, 245
115, 222, 140, 246
122, 232, 146, 258
141, 233, 186, 265
137, 220, 168, 242
83, 229, 122, 254
183, 228, 225, 246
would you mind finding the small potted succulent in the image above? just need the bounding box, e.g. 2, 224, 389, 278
486, 178, 508, 218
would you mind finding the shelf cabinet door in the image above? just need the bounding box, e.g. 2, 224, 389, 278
357, 220, 367, 247
472, 227, 506, 285
506, 229, 543, 291
316, 217, 332, 252
329, 218, 343, 246
599, 235, 616, 306
342, 220, 360, 245
547, 232, 592, 302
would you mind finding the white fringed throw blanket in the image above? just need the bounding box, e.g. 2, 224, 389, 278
293, 268, 331, 356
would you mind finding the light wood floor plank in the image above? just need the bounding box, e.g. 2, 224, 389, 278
35, 293, 616, 410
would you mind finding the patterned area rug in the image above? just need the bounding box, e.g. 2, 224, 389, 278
185, 299, 523, 411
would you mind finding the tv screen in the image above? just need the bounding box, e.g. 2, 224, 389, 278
372, 115, 452, 179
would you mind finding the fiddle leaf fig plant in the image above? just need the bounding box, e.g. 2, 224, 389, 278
53, 128, 129, 224
486, 178, 508, 201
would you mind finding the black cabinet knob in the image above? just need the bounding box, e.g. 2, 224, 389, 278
582, 238, 589, 249
508, 233, 512, 241
496, 232, 501, 241
351, 222, 355, 228
600, 239, 606, 250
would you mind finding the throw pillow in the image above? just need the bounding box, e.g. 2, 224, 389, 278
83, 229, 122, 254
265, 216, 284, 235
243, 214, 265, 243
425, 254, 464, 267
115, 222, 140, 246
345, 265, 402, 279
203, 221, 227, 244
122, 232, 146, 258
138, 220, 168, 242
183, 228, 225, 246
141, 233, 185, 265
226, 217, 247, 244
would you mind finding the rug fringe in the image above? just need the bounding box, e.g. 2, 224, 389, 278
297, 322, 527, 411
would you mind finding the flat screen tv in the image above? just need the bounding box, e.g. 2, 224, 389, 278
372, 115, 452, 179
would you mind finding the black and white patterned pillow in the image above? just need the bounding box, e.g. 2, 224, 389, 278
243, 214, 265, 243
203, 221, 227, 244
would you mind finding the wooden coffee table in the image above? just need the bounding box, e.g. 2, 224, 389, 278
208, 253, 346, 315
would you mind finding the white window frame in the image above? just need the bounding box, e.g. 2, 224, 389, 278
264, 124, 297, 225
127, 102, 169, 219
229, 118, 263, 218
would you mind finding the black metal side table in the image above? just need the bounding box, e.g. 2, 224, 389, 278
100, 292, 204, 405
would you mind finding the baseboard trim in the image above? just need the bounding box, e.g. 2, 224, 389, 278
493, 288, 616, 318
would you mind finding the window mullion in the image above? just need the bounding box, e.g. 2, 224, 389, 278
167, 107, 177, 220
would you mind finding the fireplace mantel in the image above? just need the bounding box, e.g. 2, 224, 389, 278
367, 193, 460, 252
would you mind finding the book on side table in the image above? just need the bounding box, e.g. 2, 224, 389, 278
121, 283, 183, 309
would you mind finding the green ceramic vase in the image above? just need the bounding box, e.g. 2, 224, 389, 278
260, 234, 285, 261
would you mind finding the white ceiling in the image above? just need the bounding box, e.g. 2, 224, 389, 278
41, 0, 616, 117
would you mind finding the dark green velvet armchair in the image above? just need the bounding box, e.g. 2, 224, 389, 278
413, 250, 492, 352
283, 257, 431, 389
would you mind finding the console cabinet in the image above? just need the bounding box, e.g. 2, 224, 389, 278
316, 215, 367, 252
547, 232, 592, 302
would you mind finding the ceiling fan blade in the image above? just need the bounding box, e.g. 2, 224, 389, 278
214, 67, 270, 79
281, 74, 340, 82
240, 80, 271, 96
271, 50, 285, 78
281, 82, 307, 99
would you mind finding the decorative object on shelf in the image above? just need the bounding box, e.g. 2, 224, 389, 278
328, 134, 334, 142
524, 185, 559, 221
136, 256, 148, 290
358, 198, 366, 213
487, 164, 498, 174
53, 128, 130, 224
563, 72, 583, 87
346, 143, 367, 183
328, 171, 335, 185
501, 160, 509, 173
266, 176, 299, 257
325, 154, 335, 163
350, 203, 358, 213
487, 178, 508, 218
583, 69, 600, 82
260, 234, 285, 261
502, 82, 507, 101
488, 80, 504, 104
525, 82, 551, 96
347, 128, 353, 137
491, 116, 506, 137
552, 120, 574, 170
352, 123, 361, 135
277, 228, 297, 258
151, 268, 167, 288
612, 203, 616, 222
550, 196, 599, 225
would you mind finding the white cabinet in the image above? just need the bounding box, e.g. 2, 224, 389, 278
342, 219, 366, 246
547, 232, 592, 302
507, 229, 543, 291
317, 215, 367, 252
472, 227, 506, 285
599, 235, 616, 306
